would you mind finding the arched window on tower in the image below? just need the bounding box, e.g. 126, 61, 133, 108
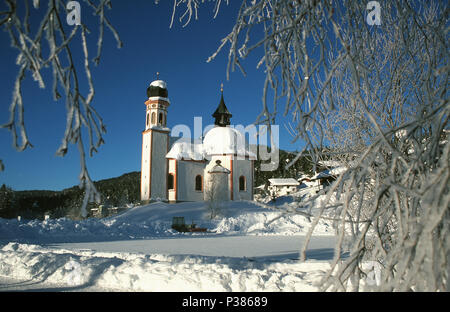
151, 112, 156, 125
146, 113, 149, 127
239, 176, 246, 191
168, 173, 174, 190
195, 175, 202, 192
159, 112, 163, 125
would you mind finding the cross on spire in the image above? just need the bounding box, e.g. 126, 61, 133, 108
156, 72, 160, 80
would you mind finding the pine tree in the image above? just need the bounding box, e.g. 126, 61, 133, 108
0, 184, 15, 218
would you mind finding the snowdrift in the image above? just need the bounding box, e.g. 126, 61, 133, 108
0, 200, 333, 244
0, 242, 330, 291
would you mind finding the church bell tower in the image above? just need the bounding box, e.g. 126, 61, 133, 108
141, 77, 170, 201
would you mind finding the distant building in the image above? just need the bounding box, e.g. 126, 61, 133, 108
304, 166, 347, 191
267, 178, 300, 196
140, 80, 255, 202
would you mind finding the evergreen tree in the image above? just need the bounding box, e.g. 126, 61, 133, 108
0, 184, 15, 218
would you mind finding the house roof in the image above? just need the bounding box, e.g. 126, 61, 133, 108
311, 166, 347, 180
268, 178, 300, 186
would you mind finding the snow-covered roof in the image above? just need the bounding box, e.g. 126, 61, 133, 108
166, 127, 257, 161
297, 174, 312, 181
330, 166, 347, 176
166, 138, 204, 161
311, 166, 346, 180
318, 160, 343, 168
312, 171, 331, 179
268, 178, 300, 186
203, 126, 256, 158
148, 125, 170, 132
147, 79, 168, 99
150, 80, 167, 89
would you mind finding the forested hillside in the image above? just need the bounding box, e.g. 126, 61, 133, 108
0, 172, 141, 219
0, 147, 316, 219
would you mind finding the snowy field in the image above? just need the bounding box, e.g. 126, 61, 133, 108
0, 194, 340, 291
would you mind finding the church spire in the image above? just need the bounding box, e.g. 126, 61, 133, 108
212, 84, 232, 127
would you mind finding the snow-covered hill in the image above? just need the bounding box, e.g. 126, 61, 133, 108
0, 198, 333, 244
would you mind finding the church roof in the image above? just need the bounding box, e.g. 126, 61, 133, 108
212, 89, 232, 127
165, 137, 204, 161
203, 126, 255, 158
166, 127, 257, 161
147, 80, 168, 98
212, 93, 232, 117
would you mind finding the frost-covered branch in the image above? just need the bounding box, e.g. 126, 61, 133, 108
174, 0, 449, 291
0, 0, 122, 217
168, 0, 228, 28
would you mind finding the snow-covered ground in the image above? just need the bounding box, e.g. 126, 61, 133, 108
0, 238, 334, 291
0, 192, 340, 291
0, 199, 334, 244
50, 235, 336, 260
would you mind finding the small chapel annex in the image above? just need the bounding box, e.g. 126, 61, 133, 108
140, 79, 255, 202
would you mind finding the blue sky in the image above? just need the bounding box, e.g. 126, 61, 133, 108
0, 1, 302, 191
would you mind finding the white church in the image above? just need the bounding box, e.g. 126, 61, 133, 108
140, 78, 255, 202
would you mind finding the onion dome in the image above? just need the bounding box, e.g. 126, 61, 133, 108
203, 126, 245, 156
147, 80, 168, 98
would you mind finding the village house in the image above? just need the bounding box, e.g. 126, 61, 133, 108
267, 178, 300, 196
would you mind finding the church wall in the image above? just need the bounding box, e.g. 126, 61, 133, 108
141, 132, 152, 200
149, 130, 168, 200
233, 159, 253, 200
204, 172, 229, 202
205, 155, 253, 200
176, 161, 205, 202
204, 155, 234, 173
204, 155, 254, 201
204, 155, 233, 200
